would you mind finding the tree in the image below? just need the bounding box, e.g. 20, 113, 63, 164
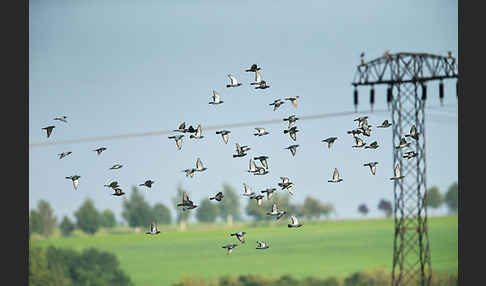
444, 182, 458, 213
29, 209, 43, 235
151, 203, 172, 225
358, 204, 369, 217
122, 186, 154, 228
425, 186, 443, 209
378, 199, 393, 218
302, 196, 323, 220
172, 185, 191, 228
320, 203, 335, 219
33, 200, 57, 238
196, 198, 220, 223
74, 198, 101, 235
101, 209, 117, 228
60, 216, 75, 237
218, 183, 242, 224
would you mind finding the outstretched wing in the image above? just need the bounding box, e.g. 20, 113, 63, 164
255, 70, 262, 83
228, 74, 237, 85
196, 158, 204, 170
249, 159, 257, 172
394, 164, 401, 177
333, 168, 340, 180
272, 203, 277, 213
291, 215, 298, 225
182, 191, 189, 203
176, 138, 183, 150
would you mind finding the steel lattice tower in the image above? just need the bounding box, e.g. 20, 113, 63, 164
351, 52, 458, 286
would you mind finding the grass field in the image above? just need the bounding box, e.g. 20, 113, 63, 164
31, 215, 458, 286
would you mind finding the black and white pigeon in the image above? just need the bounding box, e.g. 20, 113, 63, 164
104, 181, 119, 189
278, 177, 294, 195
233, 143, 249, 158
110, 164, 123, 170
352, 137, 366, 148
112, 187, 125, 196
283, 126, 299, 141
195, 158, 207, 172
405, 125, 419, 140
253, 156, 269, 169
58, 151, 72, 159
222, 243, 238, 255
347, 128, 363, 138
328, 168, 343, 183
93, 147, 107, 155
215, 130, 231, 144
185, 125, 197, 133
284, 96, 300, 109
189, 125, 204, 139
245, 64, 261, 72
139, 180, 155, 188
168, 135, 184, 150
230, 231, 247, 243
242, 183, 255, 197
66, 175, 81, 190
254, 128, 269, 137
269, 99, 285, 111
210, 192, 224, 201
209, 90, 224, 105
283, 115, 299, 129
42, 126, 55, 138
255, 80, 270, 89
173, 122, 187, 133
226, 74, 242, 88
288, 215, 303, 228
359, 126, 372, 137
266, 203, 287, 220
395, 137, 410, 150
256, 241, 269, 249
146, 221, 160, 235
322, 137, 338, 149
250, 194, 264, 207
176, 191, 198, 211
182, 168, 196, 178
248, 159, 258, 174
390, 163, 405, 180
377, 120, 392, 128
365, 141, 379, 149
261, 188, 276, 200
285, 144, 299, 157
250, 70, 263, 86
354, 116, 369, 127
53, 116, 68, 123
403, 151, 418, 159
363, 162, 379, 175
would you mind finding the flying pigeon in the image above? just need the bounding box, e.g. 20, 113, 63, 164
226, 74, 242, 88
248, 159, 258, 173
210, 192, 224, 201
284, 96, 300, 109
182, 168, 196, 178
283, 126, 299, 141
189, 125, 204, 139
405, 125, 419, 140
256, 241, 269, 249
403, 151, 418, 159
230, 231, 246, 243
195, 158, 207, 172
363, 162, 379, 175
242, 183, 255, 197
233, 143, 249, 158
146, 221, 161, 235
245, 64, 261, 72
65, 175, 81, 190
352, 137, 366, 148
93, 147, 107, 155
322, 137, 338, 149
377, 120, 392, 128
222, 243, 238, 255
390, 163, 405, 180
112, 187, 125, 196
285, 144, 299, 157
255, 80, 270, 89
253, 128, 269, 136
278, 177, 294, 195
347, 129, 363, 138
216, 130, 231, 144
168, 135, 184, 150
139, 180, 155, 188
359, 126, 372, 137
328, 168, 343, 183
288, 215, 303, 228
269, 99, 285, 111
261, 188, 276, 200
42, 126, 55, 138
266, 203, 287, 220
250, 70, 263, 86
283, 115, 299, 129
209, 90, 224, 105
53, 116, 68, 123
250, 194, 264, 207
395, 137, 411, 150
104, 181, 119, 189
176, 191, 198, 210
173, 122, 187, 133
58, 151, 72, 159
253, 156, 269, 169
185, 125, 197, 133
110, 164, 123, 170
365, 141, 379, 149
354, 116, 369, 127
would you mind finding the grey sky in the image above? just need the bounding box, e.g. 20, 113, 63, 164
29, 0, 458, 222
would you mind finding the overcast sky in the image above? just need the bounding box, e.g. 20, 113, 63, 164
29, 0, 458, 223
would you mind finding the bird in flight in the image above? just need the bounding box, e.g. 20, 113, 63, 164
230, 231, 247, 243
53, 116, 68, 123
261, 188, 276, 200
58, 151, 72, 159
104, 181, 119, 189
403, 151, 418, 159
168, 135, 184, 150
195, 158, 207, 172
253, 128, 269, 137
390, 163, 405, 180
405, 125, 419, 141
215, 130, 231, 144
288, 215, 303, 228
250, 70, 263, 86
285, 96, 300, 109
66, 175, 81, 190
285, 144, 300, 157
253, 156, 269, 169
93, 147, 107, 155
222, 243, 238, 255
209, 90, 224, 105
328, 168, 343, 183
173, 122, 187, 133
352, 137, 366, 148
255, 80, 270, 89
139, 180, 155, 188
322, 137, 338, 149
209, 192, 224, 201
233, 143, 250, 158
245, 64, 261, 72
242, 183, 255, 197
248, 159, 258, 174
365, 141, 379, 149
283, 115, 299, 129
266, 203, 287, 220
395, 137, 410, 150
112, 187, 125, 196
256, 241, 269, 249
269, 99, 285, 111
182, 168, 196, 178
283, 126, 299, 141
146, 221, 161, 235
42, 126, 55, 138
364, 162, 378, 175
189, 125, 204, 139
226, 74, 242, 88
110, 164, 123, 170
377, 120, 392, 128
250, 194, 264, 207
176, 191, 197, 211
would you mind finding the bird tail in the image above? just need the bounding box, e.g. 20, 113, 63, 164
283, 130, 289, 134
226, 85, 231, 88
209, 197, 215, 200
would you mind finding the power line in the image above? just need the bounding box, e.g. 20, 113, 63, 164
29, 104, 456, 148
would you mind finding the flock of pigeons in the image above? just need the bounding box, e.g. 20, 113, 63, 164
41, 63, 421, 255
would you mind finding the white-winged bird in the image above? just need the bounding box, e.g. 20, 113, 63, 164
283, 126, 299, 141
146, 221, 161, 235
266, 203, 287, 220
253, 166, 268, 176
168, 135, 184, 150
250, 70, 263, 86
173, 122, 186, 133
322, 137, 338, 149
250, 194, 264, 207
395, 137, 410, 150
405, 125, 419, 140
42, 126, 55, 138
104, 181, 119, 189
226, 74, 242, 88
222, 243, 238, 255
352, 137, 366, 148
209, 90, 224, 105
182, 168, 196, 178
284, 96, 300, 109
93, 147, 107, 155
255, 80, 270, 89
189, 125, 204, 139
261, 188, 276, 200
53, 116, 68, 123
285, 144, 299, 157
176, 191, 197, 211
66, 175, 81, 190
288, 215, 303, 228
328, 168, 343, 183
210, 192, 224, 201
269, 99, 285, 111
230, 231, 246, 243
365, 141, 379, 149
364, 162, 378, 175
377, 120, 392, 128
253, 128, 269, 137
253, 156, 269, 169
283, 115, 299, 129
242, 183, 255, 197
256, 241, 269, 249
390, 163, 405, 180
245, 64, 261, 72
112, 187, 125, 196
233, 143, 249, 158
110, 164, 123, 170
139, 180, 155, 188
195, 158, 207, 172
58, 151, 72, 159
216, 130, 231, 144
403, 151, 418, 159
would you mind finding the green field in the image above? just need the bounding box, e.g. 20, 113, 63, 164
31, 215, 458, 286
